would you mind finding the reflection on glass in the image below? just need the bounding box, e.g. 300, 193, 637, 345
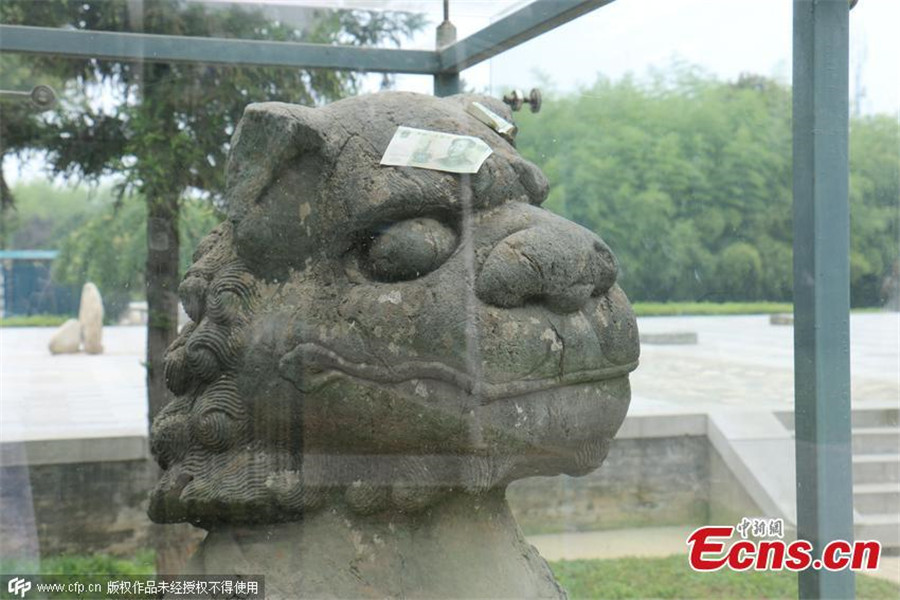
1, 0, 898, 597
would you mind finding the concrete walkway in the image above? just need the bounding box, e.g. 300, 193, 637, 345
1, 326, 148, 442
630, 313, 899, 415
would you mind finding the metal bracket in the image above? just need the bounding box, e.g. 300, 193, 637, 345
502, 88, 542, 113
0, 85, 57, 111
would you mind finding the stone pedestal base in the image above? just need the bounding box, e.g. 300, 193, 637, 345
182, 491, 564, 599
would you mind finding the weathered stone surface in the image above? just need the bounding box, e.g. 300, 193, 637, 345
1, 459, 158, 559
508, 436, 710, 534
0, 445, 41, 563
78, 282, 104, 354
48, 319, 81, 355
187, 492, 564, 599
149, 92, 640, 598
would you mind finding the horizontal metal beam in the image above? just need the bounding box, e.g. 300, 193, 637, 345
438, 0, 616, 73
0, 25, 439, 75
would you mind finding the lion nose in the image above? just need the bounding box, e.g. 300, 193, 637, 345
475, 218, 618, 313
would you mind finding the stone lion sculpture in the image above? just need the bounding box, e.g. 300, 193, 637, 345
149, 92, 639, 599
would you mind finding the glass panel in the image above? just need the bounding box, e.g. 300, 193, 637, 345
1, 0, 897, 597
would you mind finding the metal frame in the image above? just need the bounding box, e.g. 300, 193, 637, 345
0, 0, 858, 595
0, 25, 439, 74
0, 0, 613, 96
792, 1, 854, 596
436, 0, 616, 74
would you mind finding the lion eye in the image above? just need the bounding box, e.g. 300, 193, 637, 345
365, 217, 458, 282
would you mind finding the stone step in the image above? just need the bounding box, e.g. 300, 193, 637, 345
777, 408, 899, 431
852, 427, 900, 455
851, 408, 899, 429
853, 482, 900, 515
855, 513, 900, 550
852, 454, 900, 485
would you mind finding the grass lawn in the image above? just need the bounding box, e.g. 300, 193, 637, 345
0, 552, 155, 576
0, 314, 70, 327
632, 302, 794, 316
551, 555, 900, 599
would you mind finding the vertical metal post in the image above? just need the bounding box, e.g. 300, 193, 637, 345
434, 72, 461, 97
434, 0, 460, 96
792, 1, 854, 598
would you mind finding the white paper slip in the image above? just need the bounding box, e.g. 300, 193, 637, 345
380, 126, 493, 174
466, 101, 517, 140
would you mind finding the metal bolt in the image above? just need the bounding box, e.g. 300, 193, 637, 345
30, 85, 56, 110
502, 88, 542, 113
0, 85, 57, 111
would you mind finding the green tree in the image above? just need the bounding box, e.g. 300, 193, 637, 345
52, 196, 219, 319
717, 242, 764, 300
0, 181, 105, 249
0, 54, 64, 233
1, 0, 424, 419
516, 65, 896, 307
1, 61, 40, 206
849, 115, 900, 306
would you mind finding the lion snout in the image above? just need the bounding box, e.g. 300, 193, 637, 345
475, 211, 618, 313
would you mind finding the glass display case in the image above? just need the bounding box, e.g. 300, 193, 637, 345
1, 1, 897, 598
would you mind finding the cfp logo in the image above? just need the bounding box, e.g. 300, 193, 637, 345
7, 578, 31, 598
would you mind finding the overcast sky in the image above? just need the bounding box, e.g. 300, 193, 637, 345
199, 0, 898, 115
5, 0, 898, 185
385, 0, 899, 116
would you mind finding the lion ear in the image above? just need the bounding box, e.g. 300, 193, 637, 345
225, 102, 336, 219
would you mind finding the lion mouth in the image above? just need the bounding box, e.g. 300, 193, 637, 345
278, 341, 638, 404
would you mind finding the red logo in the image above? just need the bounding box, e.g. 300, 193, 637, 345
687, 520, 881, 572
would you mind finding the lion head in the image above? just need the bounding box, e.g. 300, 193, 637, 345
148, 92, 639, 527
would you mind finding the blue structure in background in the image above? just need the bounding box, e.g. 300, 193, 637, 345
0, 250, 78, 317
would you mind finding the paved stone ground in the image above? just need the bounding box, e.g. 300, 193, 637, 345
1, 326, 148, 442
3, 313, 896, 442
630, 313, 899, 415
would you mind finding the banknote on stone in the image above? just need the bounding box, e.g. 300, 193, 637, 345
380, 126, 493, 174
